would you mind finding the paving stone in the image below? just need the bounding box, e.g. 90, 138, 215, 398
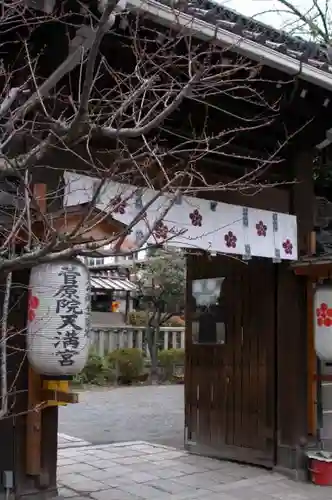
58, 487, 81, 498
145, 451, 185, 461
58, 463, 97, 474
57, 440, 332, 500
171, 488, 221, 500
88, 449, 124, 460
112, 455, 149, 465
127, 471, 160, 483
148, 467, 186, 479
80, 468, 125, 481
90, 489, 144, 500
100, 464, 132, 477
80, 458, 118, 468
102, 475, 135, 488
57, 458, 79, 467
143, 478, 192, 494
118, 482, 173, 499
60, 475, 107, 493
201, 495, 240, 500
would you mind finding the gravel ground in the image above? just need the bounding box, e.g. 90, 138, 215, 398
59, 384, 184, 448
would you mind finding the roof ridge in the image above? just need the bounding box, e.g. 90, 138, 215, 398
160, 0, 331, 72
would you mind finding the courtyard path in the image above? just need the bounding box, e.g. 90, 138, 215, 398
59, 385, 184, 448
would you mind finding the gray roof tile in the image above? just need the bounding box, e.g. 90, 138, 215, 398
160, 0, 332, 75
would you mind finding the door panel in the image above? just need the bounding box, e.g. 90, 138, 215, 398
185, 256, 276, 467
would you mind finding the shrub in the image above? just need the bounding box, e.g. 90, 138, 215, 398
74, 349, 109, 385
128, 310, 149, 326
108, 348, 144, 384
158, 348, 185, 380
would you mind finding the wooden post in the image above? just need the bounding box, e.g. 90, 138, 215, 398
0, 174, 63, 498
25, 185, 46, 476
172, 330, 177, 349
163, 330, 168, 351
26, 368, 42, 476
307, 280, 316, 436
125, 290, 130, 320
292, 151, 316, 438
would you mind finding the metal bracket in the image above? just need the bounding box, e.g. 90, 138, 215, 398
174, 193, 183, 205
242, 207, 249, 227
272, 213, 278, 232
210, 201, 217, 212
273, 248, 281, 263
135, 230, 144, 244
135, 189, 143, 210
242, 244, 252, 261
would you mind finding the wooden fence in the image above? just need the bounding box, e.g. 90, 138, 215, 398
90, 325, 185, 357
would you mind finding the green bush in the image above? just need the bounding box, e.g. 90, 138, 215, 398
108, 348, 144, 384
73, 349, 109, 385
158, 348, 185, 380
128, 310, 149, 326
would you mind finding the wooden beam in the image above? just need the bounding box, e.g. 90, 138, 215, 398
307, 281, 316, 436
293, 263, 332, 278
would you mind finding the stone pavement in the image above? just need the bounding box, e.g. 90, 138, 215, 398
57, 439, 332, 500
58, 433, 91, 449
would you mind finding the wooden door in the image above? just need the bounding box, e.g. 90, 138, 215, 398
185, 256, 276, 467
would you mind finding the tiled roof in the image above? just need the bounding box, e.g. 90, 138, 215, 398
160, 0, 332, 75
90, 268, 138, 291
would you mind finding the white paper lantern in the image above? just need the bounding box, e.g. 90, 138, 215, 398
27, 260, 90, 376
314, 285, 332, 361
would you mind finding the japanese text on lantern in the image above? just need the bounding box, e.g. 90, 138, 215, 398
85, 280, 91, 337
53, 264, 83, 367
316, 302, 332, 327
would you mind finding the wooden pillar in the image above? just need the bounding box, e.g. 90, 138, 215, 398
10, 177, 60, 498
0, 267, 58, 499
0, 271, 15, 498
26, 185, 45, 477
293, 150, 317, 439
276, 150, 316, 472
292, 151, 315, 257
307, 280, 316, 436
125, 291, 130, 319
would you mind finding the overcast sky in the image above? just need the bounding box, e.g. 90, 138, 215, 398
221, 0, 313, 31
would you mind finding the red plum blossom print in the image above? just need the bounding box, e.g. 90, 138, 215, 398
282, 239, 293, 255
28, 290, 39, 322
111, 195, 127, 215
256, 220, 267, 237
224, 231, 237, 249
154, 221, 169, 240
316, 303, 332, 327
189, 209, 202, 227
